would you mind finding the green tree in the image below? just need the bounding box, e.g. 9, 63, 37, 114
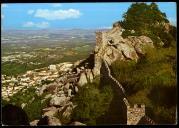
122, 2, 168, 31
121, 2, 175, 48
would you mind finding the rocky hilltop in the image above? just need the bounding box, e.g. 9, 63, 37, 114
28, 22, 155, 126
93, 22, 154, 75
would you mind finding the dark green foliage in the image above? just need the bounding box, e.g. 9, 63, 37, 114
8, 87, 37, 107
71, 77, 113, 125
4, 86, 50, 122
122, 3, 168, 30
23, 97, 50, 121
111, 46, 176, 124
169, 26, 177, 40
148, 85, 176, 108
41, 79, 54, 85
146, 33, 162, 47
121, 30, 141, 38
1, 62, 29, 76
54, 105, 72, 124
121, 2, 176, 48
2, 99, 9, 107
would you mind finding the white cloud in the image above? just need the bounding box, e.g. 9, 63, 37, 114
34, 9, 82, 20
2, 4, 8, 8
52, 4, 62, 7
27, 10, 35, 15
23, 21, 50, 28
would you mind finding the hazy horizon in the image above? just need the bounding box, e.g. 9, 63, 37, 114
1, 27, 111, 31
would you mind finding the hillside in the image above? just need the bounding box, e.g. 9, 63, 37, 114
2, 2, 176, 125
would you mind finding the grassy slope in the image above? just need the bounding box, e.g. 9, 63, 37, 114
111, 46, 176, 124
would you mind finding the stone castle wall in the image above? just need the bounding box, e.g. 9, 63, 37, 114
100, 59, 146, 125
94, 24, 156, 125
127, 104, 145, 125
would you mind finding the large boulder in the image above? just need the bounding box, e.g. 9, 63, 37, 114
30, 120, 39, 126
48, 116, 61, 126
70, 121, 86, 126
67, 89, 72, 97
127, 36, 154, 55
42, 107, 58, 117
49, 95, 70, 107
138, 36, 153, 44
86, 69, 94, 83
118, 43, 138, 61
93, 24, 154, 69
59, 102, 77, 124
56, 90, 64, 97
63, 83, 70, 93
38, 83, 59, 96
77, 72, 88, 86
37, 116, 61, 126
74, 86, 79, 93
44, 94, 52, 100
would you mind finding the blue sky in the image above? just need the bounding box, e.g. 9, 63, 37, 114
1, 2, 177, 30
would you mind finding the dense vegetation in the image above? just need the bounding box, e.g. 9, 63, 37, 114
71, 77, 113, 125
2, 86, 50, 121
110, 2, 176, 124
111, 46, 176, 124
120, 2, 176, 48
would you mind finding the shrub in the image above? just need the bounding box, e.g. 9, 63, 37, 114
111, 46, 176, 124
71, 78, 113, 125
122, 30, 141, 38
6, 86, 50, 122
120, 2, 176, 48
23, 96, 50, 121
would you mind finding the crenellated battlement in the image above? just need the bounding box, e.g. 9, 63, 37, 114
127, 104, 145, 109
127, 103, 145, 125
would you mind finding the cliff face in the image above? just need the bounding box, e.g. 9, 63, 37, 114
93, 22, 154, 76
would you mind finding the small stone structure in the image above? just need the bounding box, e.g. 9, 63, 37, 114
127, 104, 145, 125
